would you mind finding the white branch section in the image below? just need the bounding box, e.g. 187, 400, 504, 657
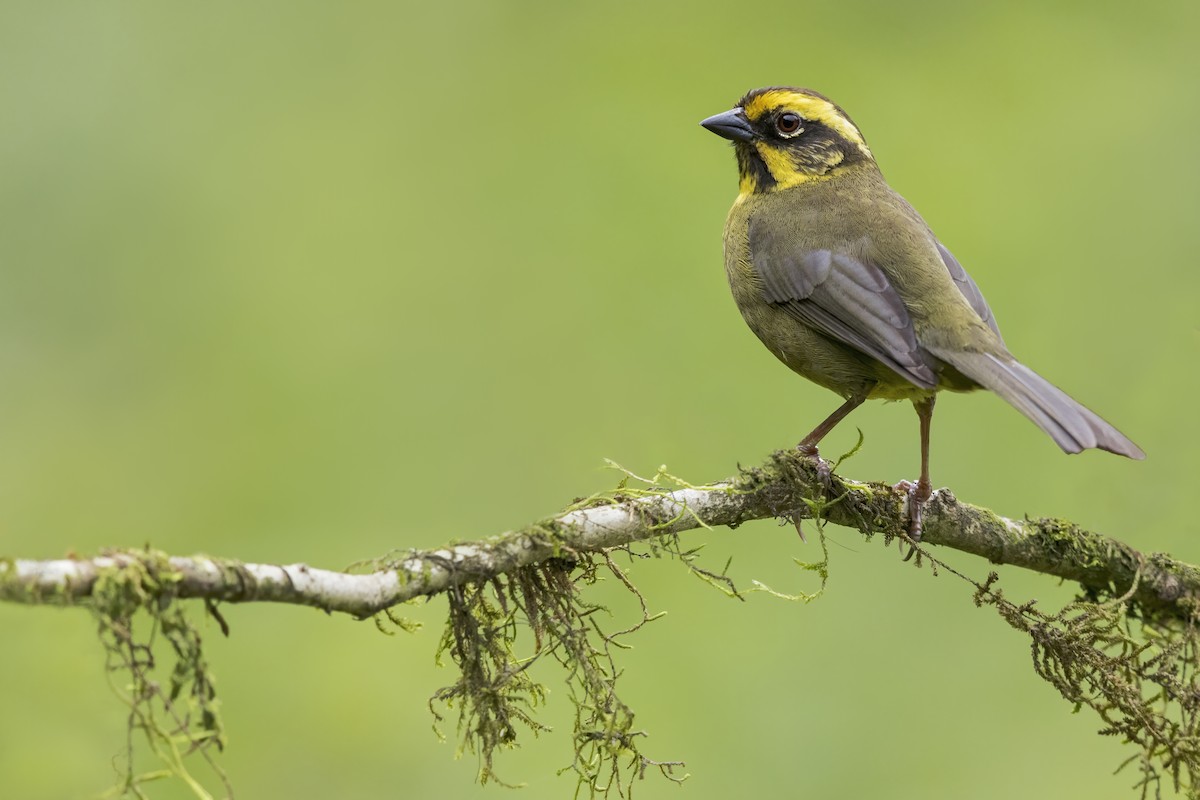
2, 453, 1195, 620
2, 485, 739, 616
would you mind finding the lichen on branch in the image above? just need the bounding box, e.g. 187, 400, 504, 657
3, 449, 1199, 799
4, 450, 1196, 622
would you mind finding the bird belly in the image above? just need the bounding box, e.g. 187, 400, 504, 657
728, 270, 903, 397
741, 301, 955, 401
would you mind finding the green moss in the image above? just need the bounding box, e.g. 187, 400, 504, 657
428, 557, 686, 795
16, 447, 1197, 800
1028, 518, 1112, 572
86, 549, 228, 800
426, 462, 802, 795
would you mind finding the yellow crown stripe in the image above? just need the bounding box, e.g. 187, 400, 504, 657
742, 90, 871, 158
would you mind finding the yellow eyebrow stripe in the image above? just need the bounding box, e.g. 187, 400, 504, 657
743, 89, 872, 158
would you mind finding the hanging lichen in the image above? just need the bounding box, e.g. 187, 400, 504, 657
88, 549, 229, 800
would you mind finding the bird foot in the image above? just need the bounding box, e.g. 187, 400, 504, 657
893, 478, 932, 561
796, 442, 833, 489
793, 443, 835, 543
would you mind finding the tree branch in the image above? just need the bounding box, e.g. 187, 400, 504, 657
3, 450, 1195, 621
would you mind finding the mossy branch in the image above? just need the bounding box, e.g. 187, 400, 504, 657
3, 448, 1197, 799
3, 449, 1194, 623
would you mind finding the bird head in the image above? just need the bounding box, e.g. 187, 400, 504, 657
701, 87, 874, 195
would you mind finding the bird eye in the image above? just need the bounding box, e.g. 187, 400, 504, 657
775, 112, 803, 136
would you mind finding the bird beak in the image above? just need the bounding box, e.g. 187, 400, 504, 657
700, 108, 754, 142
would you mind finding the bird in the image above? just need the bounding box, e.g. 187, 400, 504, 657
700, 86, 1143, 547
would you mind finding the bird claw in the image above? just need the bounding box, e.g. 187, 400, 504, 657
894, 479, 932, 561
796, 443, 834, 490
793, 443, 835, 543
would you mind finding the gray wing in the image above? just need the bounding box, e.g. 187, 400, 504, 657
748, 220, 938, 389
936, 242, 1004, 345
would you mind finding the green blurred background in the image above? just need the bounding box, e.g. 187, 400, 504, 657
1, 1, 1197, 798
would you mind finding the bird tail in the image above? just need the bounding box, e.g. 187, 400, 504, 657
927, 348, 1145, 459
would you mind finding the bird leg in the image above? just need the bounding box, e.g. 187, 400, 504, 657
796, 394, 867, 487
797, 393, 867, 455
897, 396, 935, 561
791, 394, 867, 542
